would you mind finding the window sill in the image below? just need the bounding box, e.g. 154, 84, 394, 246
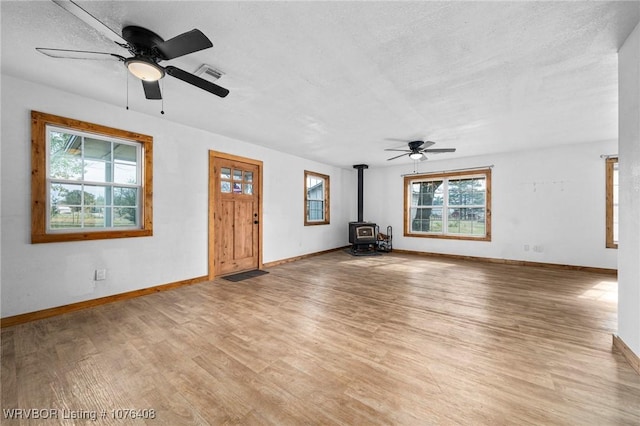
32, 229, 152, 244
404, 232, 491, 242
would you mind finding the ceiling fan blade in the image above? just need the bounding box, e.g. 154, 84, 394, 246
420, 155, 429, 162
422, 141, 436, 148
422, 148, 457, 153
165, 66, 229, 98
52, 0, 126, 45
384, 148, 411, 152
142, 81, 162, 100
36, 47, 124, 61
386, 152, 410, 161
384, 138, 413, 142
154, 29, 213, 60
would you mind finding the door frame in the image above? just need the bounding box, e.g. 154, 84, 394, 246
208, 150, 263, 279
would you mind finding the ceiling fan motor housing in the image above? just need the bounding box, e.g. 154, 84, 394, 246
408, 140, 424, 151
122, 26, 165, 58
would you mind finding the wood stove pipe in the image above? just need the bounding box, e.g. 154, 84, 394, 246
353, 164, 369, 222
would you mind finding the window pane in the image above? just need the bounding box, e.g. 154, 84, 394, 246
449, 178, 485, 206
410, 207, 442, 232
84, 137, 110, 159
83, 185, 106, 206
448, 207, 485, 235
433, 184, 444, 205
114, 187, 137, 206
49, 132, 83, 180
244, 183, 253, 195
233, 182, 242, 193
221, 167, 231, 179
233, 169, 243, 181
50, 183, 81, 228
307, 178, 324, 201
244, 171, 253, 182
221, 181, 231, 193
84, 159, 109, 182
307, 200, 324, 221
307, 176, 323, 188
114, 143, 137, 162
410, 184, 420, 206
53, 183, 83, 208
50, 210, 79, 229
83, 207, 106, 228
51, 183, 77, 208
412, 180, 443, 206
114, 163, 137, 184
114, 207, 137, 227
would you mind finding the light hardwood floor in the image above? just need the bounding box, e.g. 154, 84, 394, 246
2, 252, 639, 425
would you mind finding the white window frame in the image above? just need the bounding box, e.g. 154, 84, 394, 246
46, 125, 144, 233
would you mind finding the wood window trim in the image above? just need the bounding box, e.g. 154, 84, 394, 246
31, 110, 153, 243
304, 170, 330, 226
605, 157, 618, 249
403, 168, 492, 241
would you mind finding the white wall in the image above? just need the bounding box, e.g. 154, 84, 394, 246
618, 21, 640, 356
0, 75, 354, 318
364, 140, 618, 270
0, 68, 630, 321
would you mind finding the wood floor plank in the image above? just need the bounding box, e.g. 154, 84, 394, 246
2, 251, 639, 424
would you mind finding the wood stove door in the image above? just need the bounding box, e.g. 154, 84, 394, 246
210, 153, 262, 277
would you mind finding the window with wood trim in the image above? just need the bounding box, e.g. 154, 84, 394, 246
605, 157, 618, 248
31, 111, 153, 243
404, 168, 491, 240
304, 170, 330, 225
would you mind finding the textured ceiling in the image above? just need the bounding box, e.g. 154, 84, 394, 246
2, 1, 639, 168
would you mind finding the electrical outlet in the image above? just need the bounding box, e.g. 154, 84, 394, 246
524, 244, 530, 252
533, 245, 544, 253
95, 269, 107, 281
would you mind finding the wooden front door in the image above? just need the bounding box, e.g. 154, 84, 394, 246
209, 152, 262, 277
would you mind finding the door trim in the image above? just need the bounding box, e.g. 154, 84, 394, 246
208, 150, 263, 279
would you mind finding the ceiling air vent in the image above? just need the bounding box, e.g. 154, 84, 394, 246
194, 64, 224, 82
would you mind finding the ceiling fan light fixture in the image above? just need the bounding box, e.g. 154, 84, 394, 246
409, 152, 423, 160
125, 58, 164, 81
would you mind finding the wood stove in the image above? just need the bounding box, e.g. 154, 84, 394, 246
349, 164, 377, 255
349, 222, 376, 244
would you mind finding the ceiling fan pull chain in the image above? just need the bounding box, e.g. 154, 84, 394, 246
125, 70, 129, 110
161, 79, 165, 115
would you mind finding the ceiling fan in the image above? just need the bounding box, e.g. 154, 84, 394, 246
385, 140, 456, 161
36, 0, 229, 100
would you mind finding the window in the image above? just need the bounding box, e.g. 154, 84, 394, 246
304, 170, 329, 225
219, 166, 254, 195
404, 168, 491, 240
605, 157, 618, 248
31, 111, 153, 243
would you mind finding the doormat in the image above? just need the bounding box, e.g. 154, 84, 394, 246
222, 270, 269, 282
